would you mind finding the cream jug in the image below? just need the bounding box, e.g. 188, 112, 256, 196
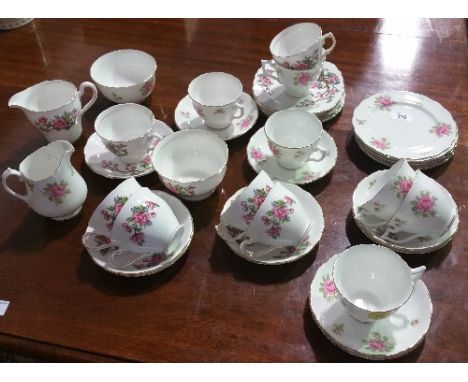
2, 140, 88, 220
8, 80, 97, 143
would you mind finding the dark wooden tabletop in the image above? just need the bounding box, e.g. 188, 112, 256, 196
0, 18, 467, 362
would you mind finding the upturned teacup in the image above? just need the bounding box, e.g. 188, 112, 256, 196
95, 103, 162, 164
261, 59, 324, 98
332, 244, 425, 323
188, 72, 244, 129
357, 159, 416, 226
265, 110, 328, 170
269, 22, 336, 70
239, 182, 311, 256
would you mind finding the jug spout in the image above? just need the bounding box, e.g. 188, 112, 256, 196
8, 89, 30, 111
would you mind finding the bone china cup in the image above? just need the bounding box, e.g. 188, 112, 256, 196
332, 244, 425, 323
151, 130, 229, 201
188, 72, 244, 129
270, 22, 336, 69
95, 103, 161, 164
90, 49, 157, 103
265, 110, 328, 170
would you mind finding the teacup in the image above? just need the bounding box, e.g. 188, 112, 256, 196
332, 244, 425, 323
151, 129, 228, 201
90, 49, 157, 103
357, 159, 416, 226
83, 187, 184, 268
220, 170, 274, 233
239, 182, 311, 257
380, 170, 457, 244
95, 103, 163, 164
188, 72, 244, 129
261, 59, 324, 98
270, 22, 336, 69
264, 110, 328, 170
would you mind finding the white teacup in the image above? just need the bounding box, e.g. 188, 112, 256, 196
95, 103, 162, 164
83, 187, 184, 268
265, 110, 328, 170
220, 170, 274, 233
239, 182, 311, 256
261, 59, 324, 98
270, 22, 336, 70
380, 170, 457, 244
333, 244, 425, 323
188, 72, 244, 129
152, 130, 228, 201
357, 159, 416, 226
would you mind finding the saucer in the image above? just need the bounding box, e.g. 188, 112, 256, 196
174, 92, 259, 141
353, 91, 458, 167
309, 255, 432, 360
352, 170, 459, 254
84, 190, 194, 277
215, 181, 324, 265
246, 127, 337, 185
84, 120, 173, 179
252, 61, 345, 118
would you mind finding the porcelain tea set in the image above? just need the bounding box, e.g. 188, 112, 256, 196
1, 21, 459, 359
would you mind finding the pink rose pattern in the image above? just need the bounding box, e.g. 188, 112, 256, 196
133, 253, 168, 270
164, 181, 195, 198
281, 50, 320, 70
121, 200, 159, 246
140, 78, 155, 97
293, 72, 314, 86
319, 274, 338, 301
268, 141, 282, 157
255, 70, 274, 91
391, 176, 414, 199
362, 331, 395, 353
260, 196, 295, 239
226, 225, 244, 240
374, 95, 394, 111
411, 191, 437, 217
34, 109, 78, 132
370, 137, 391, 150
430, 122, 452, 137
301, 170, 320, 183
101, 195, 129, 231
236, 116, 254, 131
249, 146, 266, 163
239, 185, 272, 225
42, 181, 71, 205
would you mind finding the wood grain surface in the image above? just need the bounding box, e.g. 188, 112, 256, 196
0, 18, 467, 362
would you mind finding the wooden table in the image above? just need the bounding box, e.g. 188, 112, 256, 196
0, 19, 467, 362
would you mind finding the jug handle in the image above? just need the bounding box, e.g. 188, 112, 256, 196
411, 266, 426, 282
79, 81, 98, 114
2, 168, 28, 204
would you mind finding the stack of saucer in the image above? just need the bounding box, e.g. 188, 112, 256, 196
81, 177, 193, 277
353, 91, 458, 169
352, 159, 458, 254
215, 171, 324, 265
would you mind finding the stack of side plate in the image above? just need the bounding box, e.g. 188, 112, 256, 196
352, 91, 458, 169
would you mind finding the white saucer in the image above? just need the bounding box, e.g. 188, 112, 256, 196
174, 92, 259, 141
215, 181, 324, 265
84, 120, 173, 179
246, 127, 338, 185
353, 91, 458, 167
309, 255, 432, 360
84, 190, 194, 277
252, 61, 345, 118
352, 170, 459, 254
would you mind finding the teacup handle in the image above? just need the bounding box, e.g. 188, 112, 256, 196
233, 103, 245, 120
81, 232, 114, 250
2, 168, 28, 204
239, 238, 281, 258
411, 266, 426, 282
321, 32, 336, 56
307, 147, 328, 162
79, 81, 98, 114
261, 59, 280, 82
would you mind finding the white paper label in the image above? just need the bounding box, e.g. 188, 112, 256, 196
390, 111, 413, 122
0, 300, 10, 316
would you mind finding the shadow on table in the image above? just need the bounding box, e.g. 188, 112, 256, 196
302, 296, 425, 362
208, 235, 318, 285
76, 248, 189, 296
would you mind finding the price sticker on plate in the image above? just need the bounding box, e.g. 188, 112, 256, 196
390, 111, 413, 122
0, 300, 10, 316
